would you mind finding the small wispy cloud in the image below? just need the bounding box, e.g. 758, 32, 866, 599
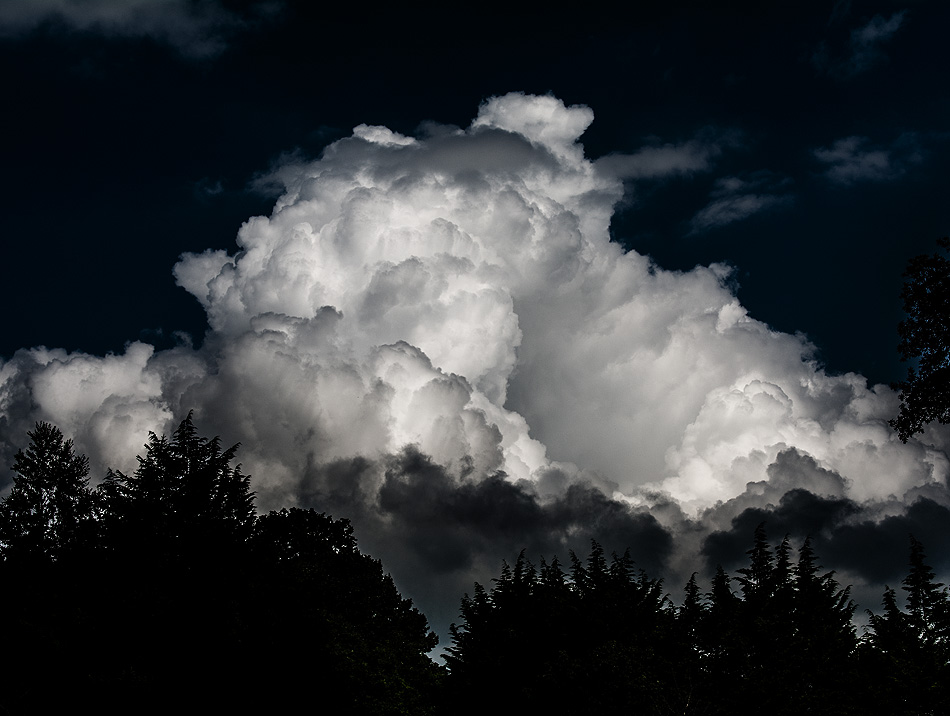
849, 11, 906, 71
193, 177, 225, 200
813, 11, 907, 79
595, 129, 741, 181
689, 171, 793, 234
814, 134, 921, 185
0, 0, 281, 58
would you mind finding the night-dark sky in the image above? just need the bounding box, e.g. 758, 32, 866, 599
4, 0, 947, 384
2, 0, 949, 646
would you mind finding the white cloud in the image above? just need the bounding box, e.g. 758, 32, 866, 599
4, 91, 940, 509
0, 342, 176, 479
472, 93, 594, 163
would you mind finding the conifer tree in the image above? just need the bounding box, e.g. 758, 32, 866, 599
788, 537, 856, 714
0, 422, 94, 564
100, 411, 255, 566
675, 573, 707, 713
902, 536, 950, 648
861, 538, 950, 715
736, 522, 773, 603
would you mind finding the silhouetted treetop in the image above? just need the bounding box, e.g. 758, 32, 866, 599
861, 536, 950, 715
0, 422, 95, 564
0, 418, 445, 714
891, 236, 950, 441
100, 411, 255, 564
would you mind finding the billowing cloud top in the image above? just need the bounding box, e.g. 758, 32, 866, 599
1, 93, 947, 640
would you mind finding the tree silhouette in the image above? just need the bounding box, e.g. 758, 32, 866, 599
696, 528, 858, 715
0, 422, 95, 564
445, 542, 680, 715
735, 522, 774, 602
861, 537, 950, 715
250, 508, 443, 714
891, 236, 950, 441
902, 536, 950, 647
788, 537, 857, 714
701, 564, 744, 713
0, 418, 446, 714
99, 411, 255, 568
6, 418, 950, 715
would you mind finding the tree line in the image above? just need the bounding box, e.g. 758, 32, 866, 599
445, 527, 950, 715
1, 417, 948, 714
0, 417, 441, 714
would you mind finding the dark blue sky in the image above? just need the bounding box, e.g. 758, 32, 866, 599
2, 0, 948, 387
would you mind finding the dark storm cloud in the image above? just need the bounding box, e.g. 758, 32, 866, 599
371, 447, 673, 577
821, 497, 950, 584
702, 489, 861, 572
690, 441, 950, 600
702, 456, 950, 589
379, 451, 544, 574
295, 454, 378, 523
282, 445, 674, 644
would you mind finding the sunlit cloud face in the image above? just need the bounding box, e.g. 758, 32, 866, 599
1, 92, 947, 641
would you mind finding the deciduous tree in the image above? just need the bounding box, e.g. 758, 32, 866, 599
891, 237, 950, 441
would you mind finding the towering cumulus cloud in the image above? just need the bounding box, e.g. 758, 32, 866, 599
1, 93, 948, 639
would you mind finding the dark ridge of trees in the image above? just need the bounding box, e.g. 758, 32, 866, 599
444, 544, 682, 715
0, 417, 443, 715
444, 525, 950, 716
2, 422, 950, 715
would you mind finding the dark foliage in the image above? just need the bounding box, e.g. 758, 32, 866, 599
0, 416, 442, 715
444, 543, 683, 715
688, 527, 857, 715
248, 508, 442, 714
445, 526, 863, 716
0, 422, 96, 564
2, 420, 950, 714
859, 537, 950, 715
891, 236, 950, 441
98, 411, 256, 569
